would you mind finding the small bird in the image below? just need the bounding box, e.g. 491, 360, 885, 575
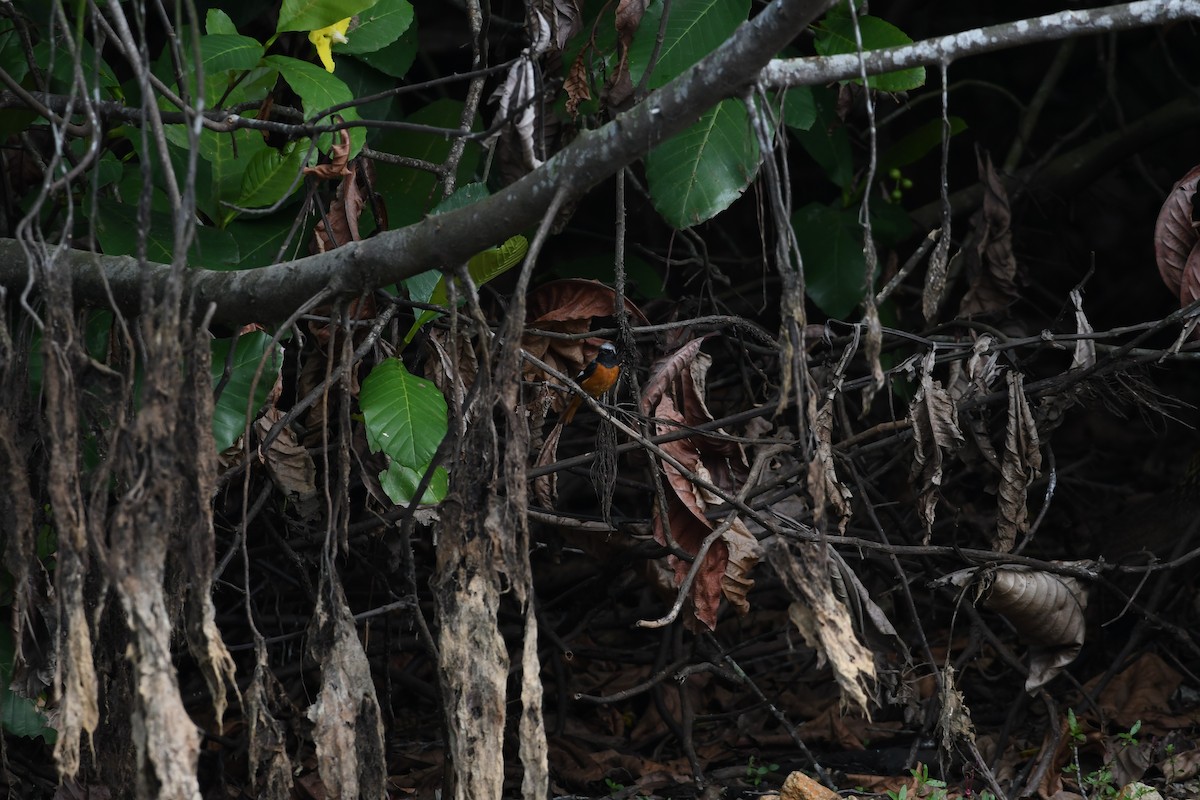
561, 342, 621, 425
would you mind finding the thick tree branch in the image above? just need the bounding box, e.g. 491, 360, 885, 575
2, 0, 1194, 328
0, 0, 836, 328
761, 0, 1200, 86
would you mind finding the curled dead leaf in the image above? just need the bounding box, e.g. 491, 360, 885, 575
1153, 164, 1200, 298
768, 539, 875, 718
908, 352, 965, 540
958, 151, 1020, 317
302, 128, 352, 180
938, 563, 1089, 692
995, 371, 1041, 552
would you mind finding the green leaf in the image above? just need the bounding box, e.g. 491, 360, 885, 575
267, 54, 352, 113
628, 0, 751, 89
0, 20, 28, 85
793, 202, 871, 319
352, 14, 418, 77
790, 86, 854, 191
210, 332, 283, 453
34, 38, 120, 96
626, 0, 757, 227
266, 55, 364, 156
333, 0, 414, 54
430, 181, 489, 215
205, 9, 239, 35
813, 13, 925, 92
199, 33, 264, 74
779, 86, 817, 131
644, 99, 758, 229
404, 231, 528, 343
224, 216, 307, 268
235, 144, 306, 208
93, 201, 241, 270
379, 461, 449, 508
277, 0, 379, 33
879, 116, 968, 174
0, 627, 55, 743
371, 99, 479, 228
360, 358, 448, 505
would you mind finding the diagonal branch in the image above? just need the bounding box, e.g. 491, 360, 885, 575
761, 0, 1200, 86
0, 0, 837, 328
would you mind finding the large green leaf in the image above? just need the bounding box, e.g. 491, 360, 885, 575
628, 0, 750, 90
644, 99, 758, 229
370, 99, 479, 228
352, 14, 418, 78
205, 9, 239, 35
813, 12, 925, 93
235, 143, 306, 209
277, 0, 379, 33
793, 202, 869, 320
360, 359, 448, 506
210, 332, 283, 453
198, 33, 264, 74
629, 0, 755, 228
779, 86, 817, 132
333, 0, 414, 54
224, 216, 308, 269
93, 201, 241, 270
266, 55, 365, 156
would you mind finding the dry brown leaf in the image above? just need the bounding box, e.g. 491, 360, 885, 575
1153, 164, 1200, 298
489, 41, 547, 173
649, 395, 757, 629
564, 50, 592, 117
939, 564, 1087, 692
302, 128, 352, 179
310, 162, 366, 254
936, 665, 976, 754
908, 352, 965, 541
807, 393, 852, 533
255, 409, 320, 522
958, 151, 1020, 317
769, 539, 875, 718
527, 278, 649, 326
1090, 652, 1183, 730
602, 0, 650, 108
641, 337, 707, 415
535, 0, 582, 50
995, 371, 1041, 552
1069, 288, 1096, 371
948, 334, 1000, 403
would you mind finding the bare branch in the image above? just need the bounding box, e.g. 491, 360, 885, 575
761, 1, 1200, 87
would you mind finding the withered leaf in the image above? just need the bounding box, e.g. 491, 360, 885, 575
1153, 164, 1200, 298
995, 371, 1041, 552
908, 352, 965, 540
958, 151, 1020, 317
769, 539, 875, 718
